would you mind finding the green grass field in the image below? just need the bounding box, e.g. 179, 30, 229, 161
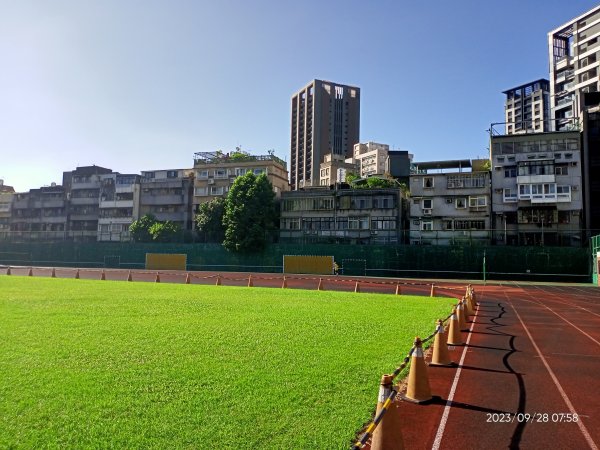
0, 277, 455, 449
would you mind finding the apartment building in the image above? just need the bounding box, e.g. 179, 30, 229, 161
140, 169, 194, 230
193, 150, 289, 210
62, 165, 113, 241
503, 79, 550, 134
97, 173, 140, 241
319, 153, 357, 186
409, 160, 491, 245
548, 4, 600, 130
290, 80, 360, 190
0, 180, 15, 240
9, 184, 68, 241
490, 131, 582, 246
279, 187, 404, 245
582, 92, 600, 234
352, 142, 413, 183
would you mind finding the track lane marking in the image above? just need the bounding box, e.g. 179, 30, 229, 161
431, 304, 479, 450
510, 301, 598, 450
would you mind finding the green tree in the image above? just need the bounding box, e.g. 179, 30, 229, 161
223, 172, 276, 252
149, 221, 181, 242
129, 214, 158, 242
195, 197, 226, 242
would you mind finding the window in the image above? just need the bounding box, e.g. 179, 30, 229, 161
235, 168, 246, 176
442, 220, 453, 230
555, 164, 568, 175
421, 220, 433, 231
215, 169, 227, 179
253, 168, 265, 175
503, 189, 517, 202
210, 186, 225, 195
349, 216, 369, 230
167, 170, 178, 178
194, 187, 207, 196
455, 198, 466, 209
422, 198, 432, 209
198, 170, 209, 179
557, 185, 571, 200
468, 196, 487, 208
423, 177, 434, 188
504, 166, 517, 178
281, 218, 300, 230
372, 217, 397, 230
454, 220, 485, 230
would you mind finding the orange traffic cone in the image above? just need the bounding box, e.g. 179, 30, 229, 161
281, 276, 287, 288
446, 308, 464, 346
457, 300, 468, 331
155, 272, 160, 283
51, 268, 56, 278
318, 278, 324, 291
6, 266, 11, 275
215, 275, 222, 286
100, 270, 106, 281
354, 281, 360, 293
185, 273, 191, 284
403, 337, 432, 403
371, 375, 405, 450
248, 275, 253, 287
127, 271, 133, 282
430, 284, 436, 297
75, 269, 80, 279
430, 319, 455, 367
28, 267, 33, 277
395, 283, 401, 295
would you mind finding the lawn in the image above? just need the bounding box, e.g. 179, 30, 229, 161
0, 277, 455, 449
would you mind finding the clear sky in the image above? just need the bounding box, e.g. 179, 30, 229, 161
1, 0, 598, 192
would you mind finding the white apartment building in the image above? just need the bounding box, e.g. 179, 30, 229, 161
548, 4, 600, 130
98, 173, 140, 241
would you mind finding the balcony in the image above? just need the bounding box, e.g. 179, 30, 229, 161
555, 55, 572, 71
70, 197, 98, 205
517, 174, 555, 184
100, 200, 133, 208
140, 194, 184, 205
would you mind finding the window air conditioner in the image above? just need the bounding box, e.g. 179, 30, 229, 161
208, 179, 215, 184
572, 185, 579, 190
423, 208, 432, 216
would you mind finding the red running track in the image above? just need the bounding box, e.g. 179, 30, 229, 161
370, 282, 600, 450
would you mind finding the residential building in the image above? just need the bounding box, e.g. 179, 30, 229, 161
279, 187, 404, 245
63, 165, 113, 242
290, 79, 360, 190
548, 4, 600, 131
98, 173, 140, 241
193, 150, 289, 211
9, 184, 67, 241
409, 160, 491, 245
352, 142, 412, 183
319, 153, 357, 186
140, 169, 195, 230
581, 92, 600, 235
490, 131, 582, 246
503, 79, 550, 134
0, 180, 15, 240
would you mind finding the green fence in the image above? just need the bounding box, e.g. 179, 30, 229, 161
0, 241, 591, 282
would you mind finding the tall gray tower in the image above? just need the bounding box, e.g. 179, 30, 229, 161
290, 79, 360, 190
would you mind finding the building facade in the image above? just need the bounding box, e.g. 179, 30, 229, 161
409, 160, 491, 245
290, 80, 360, 190
193, 150, 289, 211
279, 187, 405, 245
140, 169, 194, 231
548, 5, 600, 131
490, 131, 582, 246
9, 184, 68, 241
63, 165, 113, 242
0, 180, 15, 240
582, 93, 600, 235
503, 79, 550, 134
98, 174, 140, 241
319, 153, 357, 186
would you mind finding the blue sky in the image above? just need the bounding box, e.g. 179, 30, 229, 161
1, 0, 598, 192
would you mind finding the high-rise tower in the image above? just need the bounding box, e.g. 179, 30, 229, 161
290, 80, 360, 190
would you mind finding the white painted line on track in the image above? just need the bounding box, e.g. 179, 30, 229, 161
511, 302, 598, 450
431, 305, 478, 450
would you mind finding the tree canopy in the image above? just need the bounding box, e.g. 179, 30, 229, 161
195, 197, 226, 242
223, 172, 276, 252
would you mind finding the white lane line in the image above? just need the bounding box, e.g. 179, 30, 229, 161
431, 308, 478, 450
511, 302, 598, 450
